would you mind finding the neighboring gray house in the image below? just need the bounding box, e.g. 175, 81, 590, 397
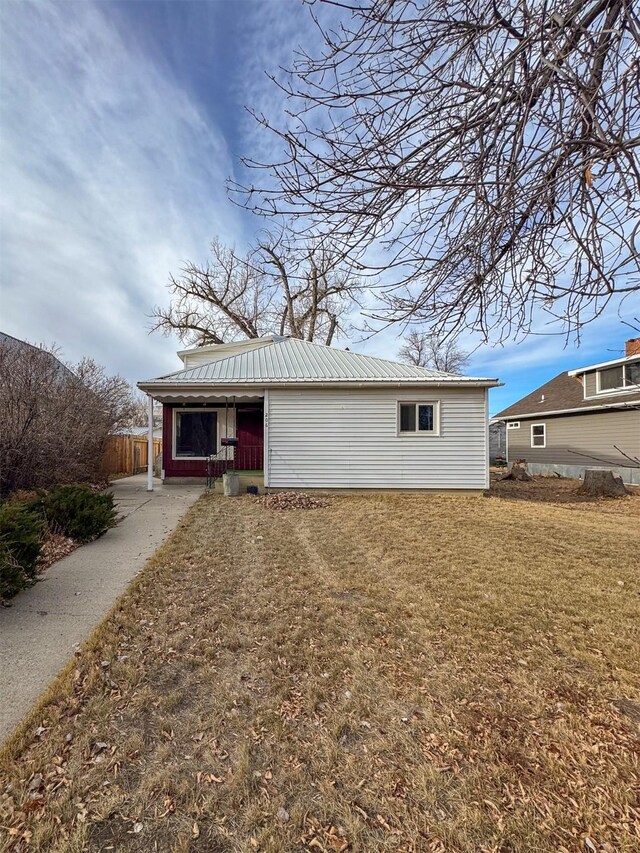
495, 338, 640, 484
138, 336, 500, 492
489, 419, 506, 464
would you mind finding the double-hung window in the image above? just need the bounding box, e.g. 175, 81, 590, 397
398, 402, 439, 435
174, 409, 217, 458
530, 423, 546, 448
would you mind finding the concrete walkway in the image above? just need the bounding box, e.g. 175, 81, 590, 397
0, 475, 202, 743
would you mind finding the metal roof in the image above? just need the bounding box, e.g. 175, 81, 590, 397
140, 337, 499, 387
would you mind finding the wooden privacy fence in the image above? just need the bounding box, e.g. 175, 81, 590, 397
102, 435, 162, 477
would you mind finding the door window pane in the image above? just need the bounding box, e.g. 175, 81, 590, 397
418, 404, 434, 431
399, 404, 416, 432
175, 411, 217, 457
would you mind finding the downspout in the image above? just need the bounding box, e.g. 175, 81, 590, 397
147, 394, 154, 492
484, 387, 490, 490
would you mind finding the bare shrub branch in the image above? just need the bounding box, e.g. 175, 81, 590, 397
0, 341, 143, 497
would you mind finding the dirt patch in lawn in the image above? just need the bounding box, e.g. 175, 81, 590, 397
1, 493, 639, 852
490, 472, 640, 505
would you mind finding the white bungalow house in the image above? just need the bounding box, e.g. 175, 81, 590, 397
137, 336, 500, 492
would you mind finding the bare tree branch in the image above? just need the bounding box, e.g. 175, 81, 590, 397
151, 234, 363, 346
398, 330, 470, 373
232, 0, 640, 343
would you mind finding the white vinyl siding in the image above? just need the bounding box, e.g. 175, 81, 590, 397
266, 387, 488, 490
180, 340, 272, 369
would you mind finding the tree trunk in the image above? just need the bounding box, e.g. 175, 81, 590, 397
577, 468, 629, 497
500, 459, 532, 481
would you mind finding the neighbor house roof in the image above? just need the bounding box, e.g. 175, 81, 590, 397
0, 331, 74, 380
139, 337, 499, 388
495, 370, 640, 420
112, 426, 162, 437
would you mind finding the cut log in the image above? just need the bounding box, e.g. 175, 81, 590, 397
577, 468, 630, 497
500, 459, 532, 481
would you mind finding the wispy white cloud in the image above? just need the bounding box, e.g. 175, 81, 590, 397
233, 0, 321, 170
0, 0, 245, 381
1, 0, 637, 404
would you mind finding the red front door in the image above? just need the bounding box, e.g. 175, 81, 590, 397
235, 407, 264, 470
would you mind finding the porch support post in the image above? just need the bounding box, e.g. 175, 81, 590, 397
263, 389, 269, 488
147, 394, 154, 492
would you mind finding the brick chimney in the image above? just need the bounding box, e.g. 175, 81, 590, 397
625, 338, 640, 357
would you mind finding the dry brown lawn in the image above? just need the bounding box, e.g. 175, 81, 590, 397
2, 491, 639, 853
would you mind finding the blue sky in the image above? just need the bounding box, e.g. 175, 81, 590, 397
1, 0, 638, 415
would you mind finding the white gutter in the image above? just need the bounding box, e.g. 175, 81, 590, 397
138, 379, 502, 393
568, 353, 640, 375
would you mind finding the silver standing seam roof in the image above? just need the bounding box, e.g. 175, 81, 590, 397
139, 337, 499, 387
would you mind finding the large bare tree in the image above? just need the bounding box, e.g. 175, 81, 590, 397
398, 330, 470, 373
152, 235, 362, 346
234, 0, 640, 343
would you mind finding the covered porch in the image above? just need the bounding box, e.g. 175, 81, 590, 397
145, 391, 265, 487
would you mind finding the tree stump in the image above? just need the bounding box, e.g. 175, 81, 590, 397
500, 459, 532, 481
577, 468, 629, 497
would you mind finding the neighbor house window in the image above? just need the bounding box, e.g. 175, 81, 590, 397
595, 362, 640, 394
507, 421, 520, 429
597, 366, 624, 392
625, 362, 640, 387
531, 423, 546, 448
174, 409, 217, 458
398, 402, 439, 434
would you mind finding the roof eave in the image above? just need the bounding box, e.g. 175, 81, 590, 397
495, 399, 640, 419
138, 378, 502, 393
568, 352, 640, 376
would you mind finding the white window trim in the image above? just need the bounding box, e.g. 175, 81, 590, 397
397, 401, 440, 436
585, 362, 640, 398
507, 421, 520, 429
172, 407, 219, 461
530, 423, 546, 449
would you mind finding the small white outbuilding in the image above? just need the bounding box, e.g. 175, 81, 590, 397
138, 336, 500, 492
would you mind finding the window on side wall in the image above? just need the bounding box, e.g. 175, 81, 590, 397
531, 423, 546, 448
597, 366, 624, 392
398, 402, 439, 435
174, 410, 217, 458
625, 362, 640, 387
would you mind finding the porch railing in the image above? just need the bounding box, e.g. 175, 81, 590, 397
206, 445, 264, 484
